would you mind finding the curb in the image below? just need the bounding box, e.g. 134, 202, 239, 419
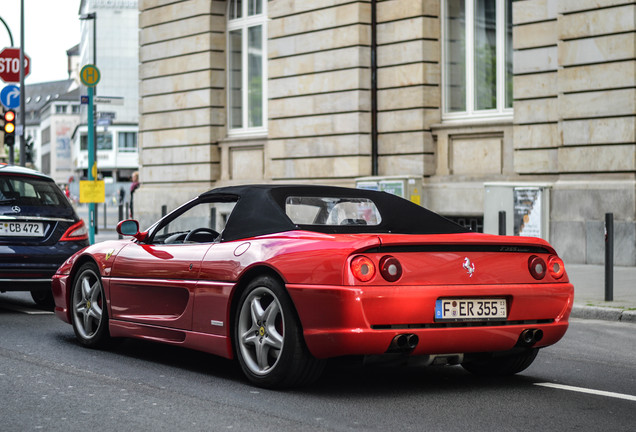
571, 305, 636, 323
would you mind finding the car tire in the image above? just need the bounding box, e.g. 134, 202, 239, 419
234, 275, 325, 388
461, 348, 539, 376
30, 289, 55, 310
70, 262, 111, 348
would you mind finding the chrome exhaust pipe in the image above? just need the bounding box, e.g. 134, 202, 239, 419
406, 334, 419, 350
389, 333, 419, 352
519, 328, 544, 347
520, 329, 535, 345
394, 334, 408, 349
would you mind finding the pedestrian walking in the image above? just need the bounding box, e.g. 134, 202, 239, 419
130, 171, 139, 218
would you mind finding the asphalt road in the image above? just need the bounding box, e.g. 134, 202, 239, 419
1, 293, 634, 432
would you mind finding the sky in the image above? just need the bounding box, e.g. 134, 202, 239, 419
0, 0, 81, 84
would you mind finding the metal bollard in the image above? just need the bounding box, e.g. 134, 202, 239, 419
162, 205, 168, 235
605, 213, 614, 302
94, 203, 99, 235
498, 211, 506, 236
210, 207, 217, 230
118, 203, 124, 239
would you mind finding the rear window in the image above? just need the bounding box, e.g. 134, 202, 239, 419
0, 175, 67, 207
285, 196, 382, 226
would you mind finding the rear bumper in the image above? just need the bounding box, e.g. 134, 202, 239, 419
0, 241, 87, 294
287, 282, 573, 359
0, 267, 55, 292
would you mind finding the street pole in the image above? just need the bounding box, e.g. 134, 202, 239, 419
0, 17, 13, 46
19, 0, 25, 166
92, 15, 96, 87
605, 213, 614, 302
80, 12, 98, 233
80, 63, 100, 245
92, 15, 98, 234
87, 85, 95, 245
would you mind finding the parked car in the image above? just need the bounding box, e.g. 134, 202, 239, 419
0, 164, 89, 308
52, 184, 573, 388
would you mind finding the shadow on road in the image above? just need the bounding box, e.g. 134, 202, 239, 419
50, 328, 540, 395
0, 292, 54, 314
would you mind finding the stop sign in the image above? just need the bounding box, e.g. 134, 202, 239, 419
0, 48, 31, 83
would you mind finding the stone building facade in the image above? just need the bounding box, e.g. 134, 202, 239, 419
137, 0, 636, 265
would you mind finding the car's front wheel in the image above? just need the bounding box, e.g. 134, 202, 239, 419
70, 262, 111, 348
234, 275, 325, 388
461, 348, 539, 376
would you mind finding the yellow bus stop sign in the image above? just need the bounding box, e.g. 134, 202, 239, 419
79, 180, 105, 203
80, 64, 101, 87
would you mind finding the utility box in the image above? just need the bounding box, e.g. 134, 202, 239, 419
356, 176, 422, 205
484, 183, 551, 240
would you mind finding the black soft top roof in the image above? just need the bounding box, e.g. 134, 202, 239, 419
200, 184, 467, 242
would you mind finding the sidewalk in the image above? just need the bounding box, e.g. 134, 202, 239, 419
94, 228, 121, 243
91, 229, 635, 323
566, 264, 636, 323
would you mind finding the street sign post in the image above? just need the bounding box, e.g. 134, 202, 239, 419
0, 84, 20, 109
79, 180, 105, 203
97, 111, 116, 127
0, 47, 30, 83
80, 64, 101, 245
94, 96, 124, 105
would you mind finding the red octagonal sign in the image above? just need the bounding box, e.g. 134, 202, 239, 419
0, 47, 31, 83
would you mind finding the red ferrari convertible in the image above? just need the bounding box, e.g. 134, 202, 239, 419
52, 185, 573, 388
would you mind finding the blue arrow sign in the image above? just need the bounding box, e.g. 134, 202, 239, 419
1, 85, 20, 109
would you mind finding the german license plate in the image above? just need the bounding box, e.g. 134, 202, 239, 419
435, 298, 507, 321
0, 221, 44, 237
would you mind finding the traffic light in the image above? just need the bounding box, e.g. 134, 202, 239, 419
3, 110, 15, 148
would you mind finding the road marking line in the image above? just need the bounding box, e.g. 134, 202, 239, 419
535, 382, 636, 402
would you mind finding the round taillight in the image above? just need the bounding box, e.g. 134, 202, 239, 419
379, 255, 402, 282
548, 255, 565, 279
351, 255, 376, 282
528, 255, 546, 280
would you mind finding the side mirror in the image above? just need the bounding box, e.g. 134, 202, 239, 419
116, 219, 147, 241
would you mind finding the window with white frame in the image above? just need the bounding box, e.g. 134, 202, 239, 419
443, 0, 512, 120
227, 0, 267, 135
81, 133, 112, 151
118, 132, 137, 152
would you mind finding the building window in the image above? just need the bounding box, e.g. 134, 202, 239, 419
118, 132, 137, 152
227, 0, 267, 135
56, 105, 66, 114
443, 0, 512, 120
80, 133, 113, 151
71, 105, 81, 114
